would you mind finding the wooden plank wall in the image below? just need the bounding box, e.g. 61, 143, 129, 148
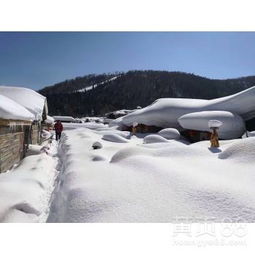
0, 132, 24, 173
31, 125, 39, 144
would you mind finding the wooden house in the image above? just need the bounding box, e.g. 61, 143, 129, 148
180, 129, 211, 143
0, 86, 48, 145
123, 123, 162, 133
0, 94, 33, 173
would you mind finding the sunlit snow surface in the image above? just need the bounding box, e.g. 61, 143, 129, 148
0, 143, 58, 222
1, 123, 255, 223
47, 124, 255, 223
0, 94, 34, 121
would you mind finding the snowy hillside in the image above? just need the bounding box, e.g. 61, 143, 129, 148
39, 71, 255, 122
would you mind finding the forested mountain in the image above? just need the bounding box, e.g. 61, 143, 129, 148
39, 70, 255, 118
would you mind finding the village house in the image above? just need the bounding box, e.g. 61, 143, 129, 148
0, 86, 49, 173
0, 86, 48, 144
117, 86, 255, 141
0, 94, 34, 173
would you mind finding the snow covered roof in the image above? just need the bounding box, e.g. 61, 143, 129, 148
178, 111, 245, 139
121, 97, 208, 128
0, 94, 34, 121
0, 86, 48, 121
120, 86, 255, 130
53, 116, 75, 122
45, 115, 55, 124
105, 109, 135, 118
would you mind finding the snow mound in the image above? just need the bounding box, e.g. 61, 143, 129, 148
0, 94, 34, 121
111, 140, 204, 163
158, 128, 180, 140
95, 130, 130, 139
26, 145, 44, 156
246, 131, 255, 137
102, 133, 129, 143
92, 141, 103, 149
143, 134, 169, 144
110, 147, 149, 163
41, 130, 52, 140
0, 143, 57, 222
109, 116, 125, 129
12, 202, 40, 216
218, 137, 255, 162
45, 115, 54, 124
178, 111, 245, 139
92, 155, 106, 161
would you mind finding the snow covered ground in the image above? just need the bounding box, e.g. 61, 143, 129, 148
1, 123, 255, 223
47, 124, 255, 223
0, 142, 58, 222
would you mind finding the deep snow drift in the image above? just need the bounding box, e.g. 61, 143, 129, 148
46, 124, 255, 223
0, 142, 58, 222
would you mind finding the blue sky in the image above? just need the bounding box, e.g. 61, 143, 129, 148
0, 32, 255, 90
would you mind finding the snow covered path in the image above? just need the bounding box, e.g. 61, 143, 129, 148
46, 125, 255, 223
0, 142, 58, 222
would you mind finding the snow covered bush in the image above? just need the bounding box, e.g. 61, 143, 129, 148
158, 128, 180, 140
92, 141, 103, 149
143, 134, 169, 144
41, 130, 52, 140
102, 133, 129, 143
218, 137, 255, 162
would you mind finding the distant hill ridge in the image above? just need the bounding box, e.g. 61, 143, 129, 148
39, 70, 255, 119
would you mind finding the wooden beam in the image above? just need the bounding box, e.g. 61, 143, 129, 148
0, 118, 32, 127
